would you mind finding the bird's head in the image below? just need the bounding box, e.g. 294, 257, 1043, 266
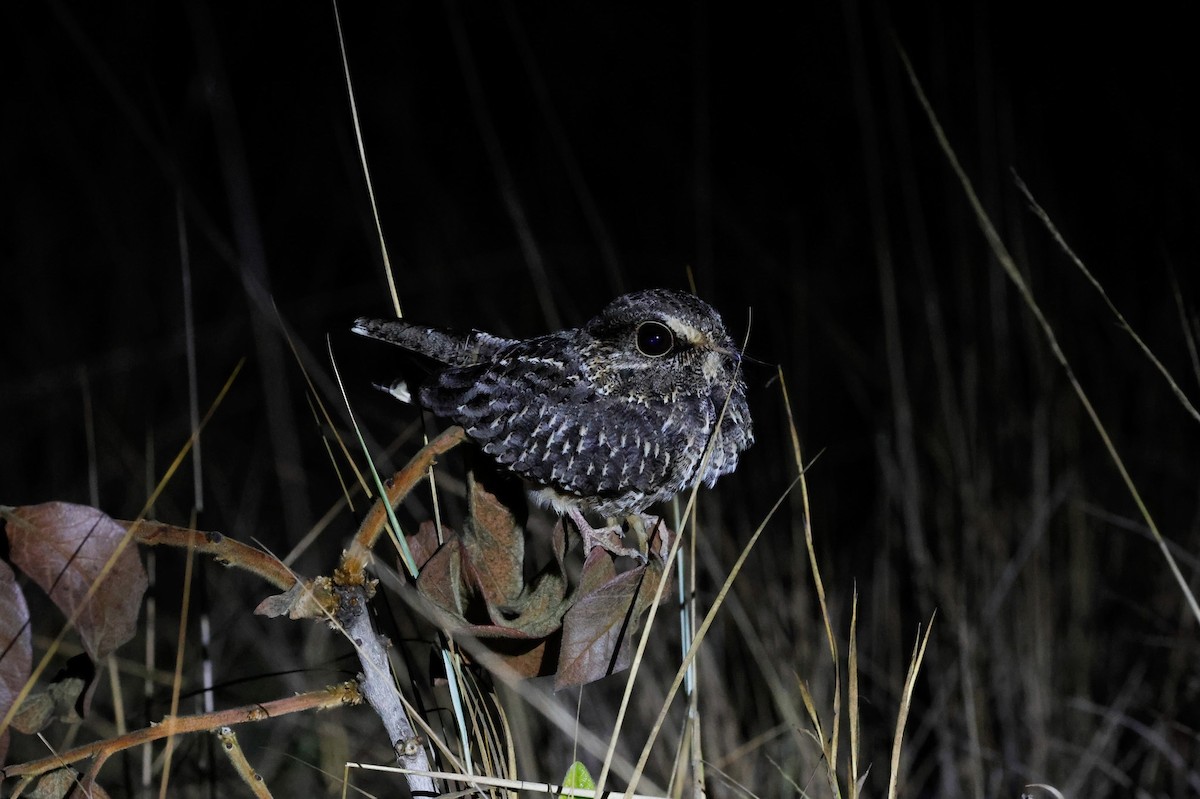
582, 289, 744, 400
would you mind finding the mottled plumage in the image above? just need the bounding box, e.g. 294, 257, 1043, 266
352, 289, 753, 528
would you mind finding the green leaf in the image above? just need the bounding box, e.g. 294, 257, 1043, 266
561, 761, 596, 796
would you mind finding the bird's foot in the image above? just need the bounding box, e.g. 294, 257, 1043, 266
568, 508, 648, 562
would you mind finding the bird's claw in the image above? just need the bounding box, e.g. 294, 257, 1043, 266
586, 527, 648, 562
569, 508, 649, 562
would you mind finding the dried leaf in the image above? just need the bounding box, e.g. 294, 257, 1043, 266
421, 477, 574, 637
461, 630, 559, 679
30, 767, 77, 799
578, 546, 618, 593
480, 568, 570, 637
415, 535, 469, 619
254, 577, 335, 620
5, 503, 147, 662
550, 518, 571, 572
555, 550, 671, 689
12, 676, 86, 735
408, 520, 452, 571
403, 475, 670, 685
10, 691, 54, 736
488, 636, 557, 678
45, 677, 85, 724
462, 474, 526, 607
1, 558, 32, 763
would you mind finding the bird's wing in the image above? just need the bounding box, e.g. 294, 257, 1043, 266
421, 335, 700, 501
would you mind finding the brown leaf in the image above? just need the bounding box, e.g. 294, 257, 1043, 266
407, 520, 453, 571
578, 546, 618, 593
416, 535, 469, 619
555, 550, 671, 689
45, 677, 85, 724
5, 503, 148, 662
1, 559, 32, 763
551, 518, 570, 571
30, 767, 77, 799
478, 635, 558, 679
254, 577, 335, 620
412, 517, 573, 642
462, 471, 526, 607
10, 691, 54, 736
442, 626, 559, 679
479, 568, 570, 638
11, 676, 86, 735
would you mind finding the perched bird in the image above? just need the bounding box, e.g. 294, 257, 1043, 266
352, 288, 753, 554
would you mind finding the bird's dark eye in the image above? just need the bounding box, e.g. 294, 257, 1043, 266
635, 321, 675, 357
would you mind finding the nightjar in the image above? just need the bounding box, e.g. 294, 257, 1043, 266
352, 288, 753, 551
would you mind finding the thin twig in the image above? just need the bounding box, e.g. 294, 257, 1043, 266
3, 684, 361, 780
